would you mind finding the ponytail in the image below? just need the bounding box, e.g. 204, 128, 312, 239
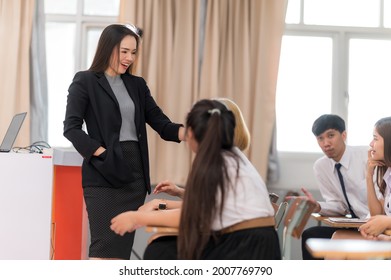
178, 99, 237, 259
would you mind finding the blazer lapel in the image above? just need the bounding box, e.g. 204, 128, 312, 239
96, 72, 120, 107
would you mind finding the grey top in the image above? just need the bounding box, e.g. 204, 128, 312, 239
105, 73, 138, 142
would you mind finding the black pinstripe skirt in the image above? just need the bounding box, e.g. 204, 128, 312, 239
83, 141, 147, 259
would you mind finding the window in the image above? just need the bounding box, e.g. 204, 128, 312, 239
44, 0, 119, 147
348, 38, 391, 145
276, 0, 391, 152
276, 36, 332, 152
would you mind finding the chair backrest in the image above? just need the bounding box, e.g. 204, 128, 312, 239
284, 197, 316, 238
269, 192, 279, 203
274, 201, 288, 230
281, 197, 317, 259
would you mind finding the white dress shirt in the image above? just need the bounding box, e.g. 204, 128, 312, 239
314, 145, 370, 219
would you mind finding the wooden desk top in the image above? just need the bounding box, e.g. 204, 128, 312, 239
310, 213, 328, 221
145, 226, 178, 245
322, 218, 366, 228
145, 226, 178, 233
311, 213, 366, 228
306, 238, 391, 259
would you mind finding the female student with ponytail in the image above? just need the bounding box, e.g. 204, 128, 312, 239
151, 97, 251, 200
110, 99, 281, 259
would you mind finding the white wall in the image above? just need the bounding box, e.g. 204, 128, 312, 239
268, 151, 323, 192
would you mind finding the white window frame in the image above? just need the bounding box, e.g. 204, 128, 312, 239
273, 1, 391, 192
45, 0, 118, 147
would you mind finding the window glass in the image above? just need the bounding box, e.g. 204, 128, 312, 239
85, 28, 104, 69
304, 0, 380, 27
348, 39, 391, 146
45, 0, 119, 147
83, 0, 120, 16
385, 0, 391, 27
285, 0, 301, 24
44, 0, 77, 14
276, 36, 332, 152
45, 23, 76, 147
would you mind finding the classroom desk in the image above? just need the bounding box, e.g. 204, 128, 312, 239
306, 238, 391, 259
321, 218, 366, 228
311, 213, 366, 228
145, 226, 178, 244
145, 226, 179, 234
310, 213, 328, 226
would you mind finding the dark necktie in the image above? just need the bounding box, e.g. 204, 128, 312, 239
335, 163, 358, 218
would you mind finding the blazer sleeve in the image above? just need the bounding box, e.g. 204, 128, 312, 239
63, 72, 101, 161
141, 79, 182, 142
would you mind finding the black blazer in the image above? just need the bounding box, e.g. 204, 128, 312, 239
63, 71, 182, 192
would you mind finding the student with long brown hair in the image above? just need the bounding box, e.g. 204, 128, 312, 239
110, 99, 281, 259
331, 117, 391, 242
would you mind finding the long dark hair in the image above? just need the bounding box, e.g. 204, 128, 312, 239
89, 24, 142, 74
374, 117, 391, 195
178, 99, 238, 259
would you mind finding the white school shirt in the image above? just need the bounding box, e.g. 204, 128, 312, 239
382, 167, 391, 216
211, 147, 274, 231
314, 145, 370, 219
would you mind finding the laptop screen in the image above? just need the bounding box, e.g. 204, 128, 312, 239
0, 112, 27, 152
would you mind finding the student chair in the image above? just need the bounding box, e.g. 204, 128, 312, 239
280, 197, 316, 260
275, 201, 289, 230
269, 192, 279, 204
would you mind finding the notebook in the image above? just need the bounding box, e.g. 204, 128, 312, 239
327, 217, 368, 224
0, 112, 27, 152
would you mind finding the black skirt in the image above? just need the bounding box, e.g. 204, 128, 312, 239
143, 236, 178, 260
83, 141, 147, 259
202, 226, 281, 260
143, 226, 281, 260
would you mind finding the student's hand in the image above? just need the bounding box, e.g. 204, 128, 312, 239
178, 126, 186, 142
110, 211, 142, 236
297, 187, 321, 213
138, 199, 164, 212
372, 233, 391, 241
359, 215, 390, 238
153, 180, 184, 198
367, 149, 385, 177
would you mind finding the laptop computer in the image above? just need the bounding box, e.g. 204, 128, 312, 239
0, 112, 27, 152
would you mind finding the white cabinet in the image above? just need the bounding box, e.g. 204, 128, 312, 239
0, 151, 53, 259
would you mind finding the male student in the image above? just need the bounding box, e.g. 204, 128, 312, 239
300, 114, 370, 260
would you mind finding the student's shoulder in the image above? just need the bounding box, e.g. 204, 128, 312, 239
313, 154, 329, 166
313, 155, 332, 174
